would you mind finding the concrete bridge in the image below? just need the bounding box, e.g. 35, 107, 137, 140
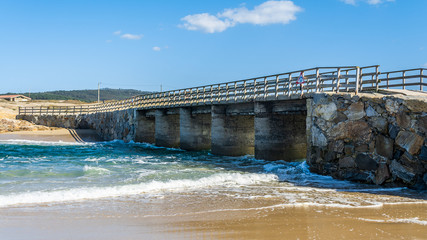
18, 65, 427, 188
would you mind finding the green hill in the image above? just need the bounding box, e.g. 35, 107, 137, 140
2, 89, 152, 103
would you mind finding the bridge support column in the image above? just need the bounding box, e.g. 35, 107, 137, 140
179, 108, 211, 151
211, 105, 254, 156
254, 101, 307, 161
135, 110, 155, 143
155, 109, 180, 148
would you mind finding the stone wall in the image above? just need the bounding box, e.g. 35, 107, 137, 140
17, 109, 137, 142
83, 109, 136, 142
307, 92, 427, 189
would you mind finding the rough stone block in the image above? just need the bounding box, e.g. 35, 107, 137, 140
388, 124, 400, 139
418, 115, 427, 135
395, 131, 424, 155
342, 170, 370, 182
390, 160, 416, 183
339, 157, 355, 168
366, 105, 379, 117
329, 120, 371, 143
420, 146, 427, 161
330, 140, 344, 153
396, 112, 411, 129
333, 112, 348, 124
368, 117, 388, 133
355, 153, 378, 171
375, 135, 393, 159
355, 144, 368, 152
312, 126, 327, 147
314, 102, 337, 121
344, 144, 354, 155
345, 101, 365, 120
385, 99, 400, 114
374, 162, 390, 185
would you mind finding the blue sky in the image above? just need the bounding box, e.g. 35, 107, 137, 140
1, 0, 426, 93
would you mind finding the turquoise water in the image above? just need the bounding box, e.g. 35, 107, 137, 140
0, 140, 425, 210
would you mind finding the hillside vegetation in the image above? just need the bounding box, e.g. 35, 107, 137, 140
2, 89, 151, 103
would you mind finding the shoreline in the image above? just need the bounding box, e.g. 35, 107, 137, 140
1, 193, 426, 240
0, 129, 102, 142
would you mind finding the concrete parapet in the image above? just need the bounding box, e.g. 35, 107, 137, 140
155, 109, 180, 148
179, 108, 211, 151
211, 104, 254, 156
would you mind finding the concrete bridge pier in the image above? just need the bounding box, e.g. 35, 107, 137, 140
254, 100, 307, 161
135, 110, 155, 143
155, 109, 180, 148
211, 104, 254, 156
179, 107, 211, 151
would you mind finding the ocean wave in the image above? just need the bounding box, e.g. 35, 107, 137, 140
357, 217, 427, 226
83, 166, 111, 175
0, 139, 94, 146
0, 172, 277, 207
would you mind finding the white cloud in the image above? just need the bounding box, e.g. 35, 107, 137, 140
181, 13, 234, 33
180, 0, 302, 33
341, 0, 395, 5
423, 63, 427, 68
113, 30, 121, 35
153, 46, 161, 51
220, 1, 301, 25
120, 33, 143, 40
106, 40, 112, 43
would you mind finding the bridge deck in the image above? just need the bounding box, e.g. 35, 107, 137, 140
18, 66, 426, 115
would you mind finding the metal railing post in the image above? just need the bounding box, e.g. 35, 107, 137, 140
243, 80, 247, 100
226, 83, 229, 102
386, 73, 390, 89
421, 69, 424, 91
402, 71, 406, 90
254, 79, 257, 100
336, 68, 341, 93
315, 68, 320, 92
264, 77, 267, 100
355, 67, 360, 95
345, 70, 350, 92
375, 66, 380, 92
234, 82, 237, 102
275, 75, 279, 99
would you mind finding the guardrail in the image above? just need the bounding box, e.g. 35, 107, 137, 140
18, 66, 426, 116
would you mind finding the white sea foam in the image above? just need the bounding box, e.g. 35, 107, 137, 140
358, 217, 427, 225
83, 166, 111, 175
0, 139, 93, 146
0, 172, 277, 207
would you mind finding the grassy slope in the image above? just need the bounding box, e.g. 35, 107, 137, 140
2, 89, 151, 102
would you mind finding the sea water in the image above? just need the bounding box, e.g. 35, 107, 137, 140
0, 140, 426, 224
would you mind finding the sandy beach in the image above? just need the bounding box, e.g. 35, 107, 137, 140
0, 192, 426, 240
0, 129, 102, 143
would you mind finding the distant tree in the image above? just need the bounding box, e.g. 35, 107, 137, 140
0, 89, 152, 102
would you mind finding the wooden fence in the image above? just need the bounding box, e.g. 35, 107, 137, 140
18, 66, 426, 116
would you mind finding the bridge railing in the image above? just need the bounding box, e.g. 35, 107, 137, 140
18, 66, 426, 116
18, 105, 99, 116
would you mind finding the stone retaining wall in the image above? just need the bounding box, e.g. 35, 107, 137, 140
17, 109, 136, 142
307, 92, 427, 189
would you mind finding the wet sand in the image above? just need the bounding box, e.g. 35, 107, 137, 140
0, 192, 426, 240
0, 129, 102, 142
0, 128, 425, 239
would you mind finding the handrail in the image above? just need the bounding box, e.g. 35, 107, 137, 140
18, 66, 426, 116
